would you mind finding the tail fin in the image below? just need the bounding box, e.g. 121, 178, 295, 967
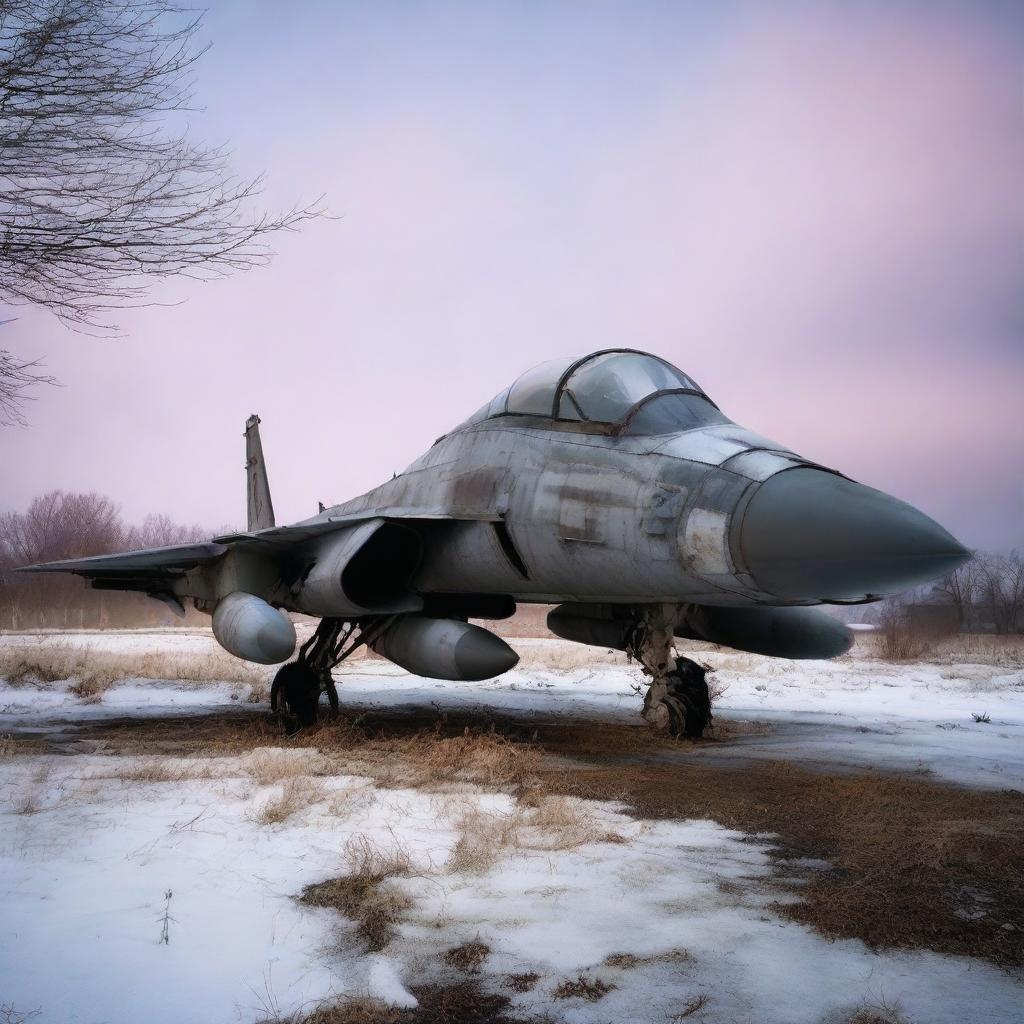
245, 414, 276, 531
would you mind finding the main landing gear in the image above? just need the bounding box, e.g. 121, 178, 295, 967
627, 604, 712, 740
270, 617, 390, 734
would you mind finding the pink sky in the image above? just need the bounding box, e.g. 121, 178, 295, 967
1, 1, 1021, 549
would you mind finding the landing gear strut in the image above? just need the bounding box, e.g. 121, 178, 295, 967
627, 604, 712, 739
270, 616, 391, 734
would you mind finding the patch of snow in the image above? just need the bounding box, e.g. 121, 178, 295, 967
3, 631, 1024, 790
0, 757, 1021, 1024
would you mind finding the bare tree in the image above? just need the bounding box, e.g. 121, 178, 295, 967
0, 490, 215, 627
975, 551, 1024, 635
123, 511, 206, 549
934, 557, 979, 631
0, 1, 322, 416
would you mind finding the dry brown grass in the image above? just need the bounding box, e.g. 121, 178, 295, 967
447, 795, 622, 874
275, 982, 517, 1024
299, 834, 413, 951
10, 783, 44, 815
544, 756, 1024, 967
67, 675, 114, 702
443, 940, 490, 973
245, 747, 329, 785
513, 642, 626, 671
877, 612, 934, 662
0, 733, 15, 759
250, 776, 324, 825
863, 623, 1024, 667
105, 758, 217, 783
672, 992, 709, 1020
37, 701, 1024, 967
832, 998, 914, 1024
0, 643, 267, 688
378, 727, 544, 791
502, 973, 539, 993
603, 949, 692, 970
447, 808, 521, 874
552, 975, 615, 1001
522, 795, 623, 850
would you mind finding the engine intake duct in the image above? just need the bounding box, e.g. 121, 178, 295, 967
294, 518, 423, 617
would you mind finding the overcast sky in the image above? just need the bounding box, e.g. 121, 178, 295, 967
2, 0, 1022, 550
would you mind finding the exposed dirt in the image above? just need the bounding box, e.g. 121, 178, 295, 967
11, 702, 1024, 968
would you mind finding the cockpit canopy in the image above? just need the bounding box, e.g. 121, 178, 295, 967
462, 349, 727, 436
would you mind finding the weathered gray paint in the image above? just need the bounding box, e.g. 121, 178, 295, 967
20, 350, 969, 668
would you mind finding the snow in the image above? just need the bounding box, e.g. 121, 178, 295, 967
2, 630, 1023, 1023
7, 631, 1021, 790
1, 756, 1021, 1024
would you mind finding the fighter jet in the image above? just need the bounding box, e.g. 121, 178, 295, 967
20, 349, 969, 736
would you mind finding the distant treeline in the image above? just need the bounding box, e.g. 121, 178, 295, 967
2, 490, 1021, 636
0, 491, 227, 629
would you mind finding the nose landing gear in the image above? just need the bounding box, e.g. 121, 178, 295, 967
628, 604, 713, 739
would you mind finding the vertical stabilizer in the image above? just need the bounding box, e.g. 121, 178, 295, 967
245, 414, 275, 531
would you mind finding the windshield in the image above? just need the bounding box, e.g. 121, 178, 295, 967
619, 392, 728, 435
457, 349, 719, 433
557, 352, 699, 422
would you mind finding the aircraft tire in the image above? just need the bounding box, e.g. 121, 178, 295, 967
271, 662, 320, 734
666, 657, 712, 739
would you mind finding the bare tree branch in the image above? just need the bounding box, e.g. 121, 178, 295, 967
0, 346, 54, 424
0, 1, 323, 418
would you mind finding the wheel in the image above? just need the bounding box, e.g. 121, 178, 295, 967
665, 657, 712, 739
641, 658, 712, 738
270, 662, 320, 733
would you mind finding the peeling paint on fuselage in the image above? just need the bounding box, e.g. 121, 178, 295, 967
313, 416, 818, 608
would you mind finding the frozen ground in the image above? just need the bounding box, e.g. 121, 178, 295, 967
1, 631, 1023, 1024
4, 631, 1023, 791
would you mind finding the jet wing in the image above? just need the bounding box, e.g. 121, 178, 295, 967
17, 542, 228, 581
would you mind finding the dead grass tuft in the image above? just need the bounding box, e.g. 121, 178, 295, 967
448, 808, 520, 874
107, 758, 216, 783
245, 747, 328, 785
523, 796, 621, 850
384, 727, 543, 791
834, 997, 914, 1024
0, 734, 15, 759
299, 834, 413, 951
0, 643, 267, 688
603, 949, 693, 970
672, 992, 709, 1019
249, 776, 323, 825
552, 975, 615, 1001
443, 940, 490, 973
279, 982, 515, 1024
68, 675, 114, 702
448, 796, 620, 874
11, 784, 44, 815
502, 973, 539, 993
514, 643, 625, 671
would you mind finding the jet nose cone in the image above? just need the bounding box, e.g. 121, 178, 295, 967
739, 468, 970, 602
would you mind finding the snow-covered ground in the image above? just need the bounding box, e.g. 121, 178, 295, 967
4, 631, 1022, 791
1, 631, 1023, 1024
